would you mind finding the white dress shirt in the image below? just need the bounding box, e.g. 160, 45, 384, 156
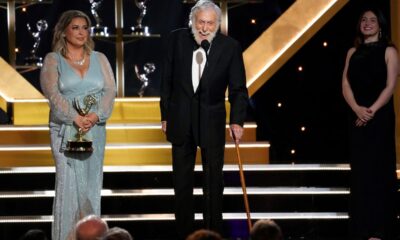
192, 47, 206, 92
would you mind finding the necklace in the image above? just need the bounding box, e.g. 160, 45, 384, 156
69, 54, 86, 66
72, 56, 86, 66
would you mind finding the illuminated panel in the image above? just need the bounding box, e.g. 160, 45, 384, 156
0, 187, 348, 199
391, 0, 400, 167
0, 123, 257, 144
0, 57, 44, 112
0, 142, 269, 167
244, 0, 349, 96
11, 98, 235, 125
0, 163, 351, 174
0, 212, 348, 223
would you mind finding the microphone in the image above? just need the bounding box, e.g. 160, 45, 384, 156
200, 40, 210, 56
200, 40, 210, 67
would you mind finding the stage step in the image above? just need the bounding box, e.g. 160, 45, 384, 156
0, 187, 349, 215
0, 123, 257, 145
0, 164, 349, 190
7, 98, 240, 126
0, 122, 267, 167
0, 142, 269, 167
0, 187, 349, 198
0, 164, 353, 239
0, 212, 349, 224
2, 164, 398, 239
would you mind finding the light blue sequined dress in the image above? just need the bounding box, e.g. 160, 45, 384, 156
40, 51, 116, 240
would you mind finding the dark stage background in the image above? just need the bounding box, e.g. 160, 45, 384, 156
0, 0, 391, 163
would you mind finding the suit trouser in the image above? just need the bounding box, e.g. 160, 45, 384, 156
172, 138, 225, 238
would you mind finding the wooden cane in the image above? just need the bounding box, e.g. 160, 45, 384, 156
232, 132, 252, 232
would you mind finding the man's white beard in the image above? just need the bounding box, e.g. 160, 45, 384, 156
191, 24, 217, 45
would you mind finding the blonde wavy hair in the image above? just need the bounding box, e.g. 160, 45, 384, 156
52, 10, 94, 57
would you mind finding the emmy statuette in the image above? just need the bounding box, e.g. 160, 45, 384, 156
135, 62, 155, 97
131, 0, 150, 36
25, 20, 48, 67
66, 95, 97, 152
89, 0, 109, 37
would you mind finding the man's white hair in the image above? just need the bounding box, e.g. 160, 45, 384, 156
188, 0, 221, 29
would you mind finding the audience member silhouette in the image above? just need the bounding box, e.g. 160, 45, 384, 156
186, 229, 223, 240
250, 219, 283, 240
19, 229, 48, 240
75, 215, 109, 240
102, 227, 133, 240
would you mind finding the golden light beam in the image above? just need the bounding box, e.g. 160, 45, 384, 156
390, 0, 400, 167
0, 57, 43, 113
244, 0, 349, 96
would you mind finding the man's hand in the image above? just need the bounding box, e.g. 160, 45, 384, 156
161, 121, 167, 134
230, 124, 243, 144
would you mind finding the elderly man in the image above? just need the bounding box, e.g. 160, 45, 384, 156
160, 0, 248, 238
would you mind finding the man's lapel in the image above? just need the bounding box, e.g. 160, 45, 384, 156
182, 32, 197, 95
200, 34, 223, 88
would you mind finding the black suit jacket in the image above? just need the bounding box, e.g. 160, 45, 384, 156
160, 28, 248, 147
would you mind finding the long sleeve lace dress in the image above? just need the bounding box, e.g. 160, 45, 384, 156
40, 51, 116, 240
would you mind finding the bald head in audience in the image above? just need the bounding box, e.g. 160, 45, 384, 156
75, 215, 108, 240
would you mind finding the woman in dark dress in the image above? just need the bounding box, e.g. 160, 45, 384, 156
342, 7, 399, 240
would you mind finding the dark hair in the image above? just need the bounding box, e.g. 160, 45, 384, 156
354, 7, 391, 47
186, 229, 222, 240
19, 229, 48, 240
250, 219, 282, 240
102, 227, 133, 240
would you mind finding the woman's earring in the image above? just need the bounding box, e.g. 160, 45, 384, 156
379, 30, 382, 39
